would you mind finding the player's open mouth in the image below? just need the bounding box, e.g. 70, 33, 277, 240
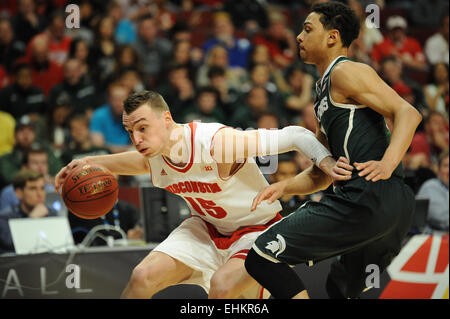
138, 148, 148, 154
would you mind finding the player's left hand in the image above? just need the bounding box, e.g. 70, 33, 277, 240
354, 160, 393, 182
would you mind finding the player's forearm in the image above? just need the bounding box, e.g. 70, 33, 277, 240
283, 165, 332, 195
84, 151, 149, 175
383, 105, 422, 171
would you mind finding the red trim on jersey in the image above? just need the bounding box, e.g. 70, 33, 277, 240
162, 122, 196, 173
230, 249, 250, 260
204, 213, 282, 250
259, 287, 265, 299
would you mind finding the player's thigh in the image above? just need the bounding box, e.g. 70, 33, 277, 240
210, 257, 255, 291
133, 251, 195, 286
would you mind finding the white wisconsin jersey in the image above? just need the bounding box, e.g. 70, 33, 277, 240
149, 122, 282, 236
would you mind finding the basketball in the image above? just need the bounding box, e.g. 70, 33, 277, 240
62, 164, 119, 219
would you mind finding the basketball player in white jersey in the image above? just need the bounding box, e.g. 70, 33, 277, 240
55, 91, 351, 299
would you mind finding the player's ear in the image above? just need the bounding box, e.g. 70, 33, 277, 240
163, 110, 173, 126
327, 29, 339, 46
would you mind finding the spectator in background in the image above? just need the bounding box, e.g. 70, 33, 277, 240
347, 0, 383, 65
49, 58, 99, 116
107, 0, 136, 45
269, 153, 308, 217
242, 63, 279, 96
133, 14, 172, 87
61, 114, 111, 166
424, 15, 449, 65
298, 102, 317, 133
0, 18, 25, 74
26, 10, 72, 67
202, 11, 252, 69
409, 111, 449, 171
257, 111, 279, 130
196, 44, 246, 91
169, 39, 199, 81
118, 67, 145, 94
410, 0, 449, 28
380, 56, 427, 113
281, 65, 314, 124
68, 38, 92, 78
231, 86, 278, 129
253, 9, 297, 69
0, 63, 46, 120
157, 64, 195, 122
208, 66, 240, 117
424, 63, 449, 117
45, 99, 72, 155
11, 0, 46, 48
16, 35, 64, 96
0, 170, 58, 253
0, 118, 63, 190
0, 111, 15, 156
0, 147, 55, 210
90, 82, 131, 153
223, 0, 269, 34
416, 151, 449, 232
182, 86, 226, 124
371, 15, 427, 72
91, 15, 118, 90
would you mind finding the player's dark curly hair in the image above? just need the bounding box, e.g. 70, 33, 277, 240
311, 2, 360, 48
123, 90, 170, 114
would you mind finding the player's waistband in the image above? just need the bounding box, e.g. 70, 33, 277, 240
202, 213, 283, 250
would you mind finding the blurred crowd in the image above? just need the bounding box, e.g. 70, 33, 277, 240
0, 0, 448, 241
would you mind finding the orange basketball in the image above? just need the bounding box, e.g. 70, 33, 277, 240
62, 164, 119, 219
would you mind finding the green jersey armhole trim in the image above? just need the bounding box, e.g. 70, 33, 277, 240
327, 59, 367, 110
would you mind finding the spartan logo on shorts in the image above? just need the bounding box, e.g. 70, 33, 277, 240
265, 234, 286, 258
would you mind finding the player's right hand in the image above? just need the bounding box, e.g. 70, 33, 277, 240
54, 158, 90, 194
251, 180, 287, 211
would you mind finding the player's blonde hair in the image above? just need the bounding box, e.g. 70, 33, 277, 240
123, 90, 170, 115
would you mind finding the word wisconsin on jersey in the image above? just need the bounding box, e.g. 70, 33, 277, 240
165, 180, 222, 194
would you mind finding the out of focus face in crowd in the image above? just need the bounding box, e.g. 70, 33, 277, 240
257, 114, 279, 129
109, 85, 129, 117
425, 113, 447, 136
19, 0, 35, 15
247, 87, 268, 112
139, 17, 158, 43
251, 64, 270, 86
0, 19, 13, 44
15, 126, 35, 149
174, 40, 191, 65
214, 15, 234, 38
32, 36, 49, 63
15, 67, 33, 89
16, 177, 46, 210
27, 152, 49, 176
434, 63, 448, 85
49, 15, 65, 41
197, 92, 216, 114
439, 155, 449, 185
64, 59, 82, 85
99, 16, 115, 40
209, 46, 228, 67
381, 59, 402, 84
74, 40, 89, 62
252, 45, 271, 65
70, 117, 90, 144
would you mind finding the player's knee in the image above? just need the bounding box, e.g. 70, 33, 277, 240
209, 271, 235, 299
129, 264, 161, 290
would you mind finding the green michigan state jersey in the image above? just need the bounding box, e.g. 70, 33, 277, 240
314, 56, 404, 178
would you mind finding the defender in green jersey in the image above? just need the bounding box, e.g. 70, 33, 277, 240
245, 2, 422, 299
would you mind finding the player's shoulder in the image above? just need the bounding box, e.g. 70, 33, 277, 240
192, 122, 228, 146
331, 60, 378, 89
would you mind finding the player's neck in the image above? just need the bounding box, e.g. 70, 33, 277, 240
162, 123, 190, 166
316, 48, 348, 77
